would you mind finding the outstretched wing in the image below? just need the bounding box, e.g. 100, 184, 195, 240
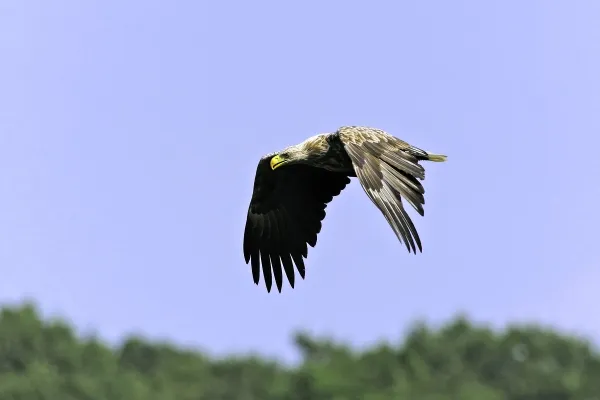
338, 126, 428, 253
243, 158, 350, 292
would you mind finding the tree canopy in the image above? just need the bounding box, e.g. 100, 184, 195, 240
0, 302, 599, 399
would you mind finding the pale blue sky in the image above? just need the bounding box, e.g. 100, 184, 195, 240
1, 1, 599, 361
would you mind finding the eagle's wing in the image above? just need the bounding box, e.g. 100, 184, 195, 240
243, 158, 350, 292
338, 126, 427, 253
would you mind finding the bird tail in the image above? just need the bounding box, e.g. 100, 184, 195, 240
406, 144, 448, 162
426, 152, 447, 162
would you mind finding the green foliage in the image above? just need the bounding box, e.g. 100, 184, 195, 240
1, 302, 599, 399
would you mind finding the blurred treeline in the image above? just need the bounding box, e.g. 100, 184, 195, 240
1, 302, 599, 399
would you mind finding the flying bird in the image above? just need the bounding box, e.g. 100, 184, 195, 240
243, 126, 447, 292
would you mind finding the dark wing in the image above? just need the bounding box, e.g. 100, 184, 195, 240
338, 126, 427, 253
243, 158, 350, 292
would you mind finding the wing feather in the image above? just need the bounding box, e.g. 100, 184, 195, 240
243, 158, 350, 292
339, 126, 429, 253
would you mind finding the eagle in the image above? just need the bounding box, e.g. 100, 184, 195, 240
243, 126, 447, 292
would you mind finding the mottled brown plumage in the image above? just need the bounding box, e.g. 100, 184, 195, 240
243, 126, 447, 292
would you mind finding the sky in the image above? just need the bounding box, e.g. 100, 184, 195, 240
1, 0, 599, 362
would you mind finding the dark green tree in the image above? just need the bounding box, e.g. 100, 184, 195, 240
1, 302, 599, 399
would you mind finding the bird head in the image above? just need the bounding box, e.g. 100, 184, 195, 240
270, 135, 329, 170
269, 149, 303, 170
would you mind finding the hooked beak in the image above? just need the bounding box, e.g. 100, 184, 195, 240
270, 154, 287, 170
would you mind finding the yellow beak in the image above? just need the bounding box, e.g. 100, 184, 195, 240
270, 154, 286, 170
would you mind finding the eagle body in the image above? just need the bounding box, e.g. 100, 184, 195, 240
243, 126, 446, 292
